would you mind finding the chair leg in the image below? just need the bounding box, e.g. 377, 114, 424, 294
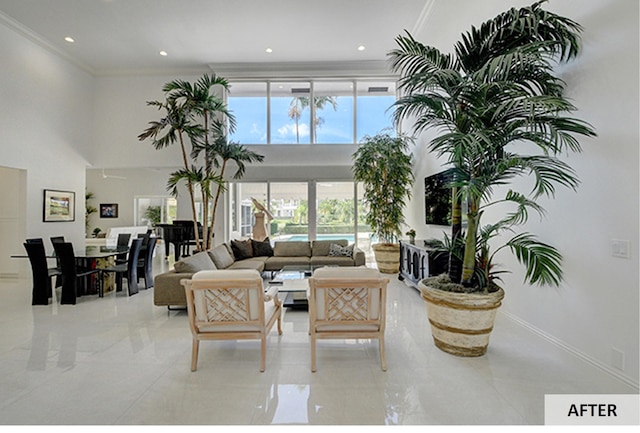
191, 339, 199, 372
260, 336, 266, 372
379, 336, 387, 372
311, 334, 317, 372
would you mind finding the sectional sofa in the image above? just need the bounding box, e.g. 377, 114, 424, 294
153, 239, 365, 307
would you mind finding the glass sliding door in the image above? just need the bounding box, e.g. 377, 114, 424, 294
269, 182, 308, 241
230, 183, 267, 238
316, 182, 357, 244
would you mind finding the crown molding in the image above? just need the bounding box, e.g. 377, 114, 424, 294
208, 60, 398, 80
0, 10, 95, 75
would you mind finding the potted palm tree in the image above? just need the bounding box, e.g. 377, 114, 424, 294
389, 1, 596, 356
139, 74, 263, 251
352, 131, 414, 273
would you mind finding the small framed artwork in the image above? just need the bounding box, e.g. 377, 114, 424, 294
100, 203, 119, 218
43, 189, 75, 222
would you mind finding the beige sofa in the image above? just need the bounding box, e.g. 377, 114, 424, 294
153, 239, 365, 307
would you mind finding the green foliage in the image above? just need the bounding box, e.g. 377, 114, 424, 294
139, 74, 263, 250
144, 205, 162, 226
389, 1, 596, 292
85, 191, 97, 231
352, 131, 414, 244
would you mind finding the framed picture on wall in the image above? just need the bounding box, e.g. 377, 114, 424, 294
43, 189, 76, 222
100, 203, 118, 218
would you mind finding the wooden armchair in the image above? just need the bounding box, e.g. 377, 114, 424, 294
181, 269, 283, 372
308, 267, 389, 372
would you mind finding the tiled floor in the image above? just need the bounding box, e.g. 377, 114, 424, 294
0, 247, 635, 426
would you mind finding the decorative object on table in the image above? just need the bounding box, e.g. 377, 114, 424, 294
139, 74, 264, 252
405, 229, 416, 244
43, 189, 75, 222
92, 227, 102, 238
352, 130, 414, 273
389, 1, 596, 356
99, 203, 118, 218
251, 197, 274, 242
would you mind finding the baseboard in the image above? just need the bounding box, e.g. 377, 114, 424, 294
500, 310, 639, 391
0, 273, 18, 279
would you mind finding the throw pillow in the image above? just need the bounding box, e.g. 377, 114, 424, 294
328, 243, 354, 258
231, 239, 254, 260
174, 251, 217, 273
251, 237, 274, 257
208, 244, 235, 269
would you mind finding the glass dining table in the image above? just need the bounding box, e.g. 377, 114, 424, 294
13, 245, 129, 304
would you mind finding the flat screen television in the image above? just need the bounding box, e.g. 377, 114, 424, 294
424, 169, 454, 226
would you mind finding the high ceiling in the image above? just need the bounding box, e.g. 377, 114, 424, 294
0, 0, 432, 75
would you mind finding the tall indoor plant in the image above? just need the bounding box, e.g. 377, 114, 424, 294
388, 1, 596, 355
352, 131, 414, 273
139, 74, 263, 251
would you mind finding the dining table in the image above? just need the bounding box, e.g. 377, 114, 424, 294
13, 244, 129, 305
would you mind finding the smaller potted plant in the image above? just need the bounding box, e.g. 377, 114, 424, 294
92, 227, 102, 238
405, 229, 416, 244
352, 130, 414, 273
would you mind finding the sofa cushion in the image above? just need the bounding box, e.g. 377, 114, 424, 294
311, 239, 348, 256
328, 243, 354, 258
264, 256, 311, 270
310, 256, 356, 267
251, 237, 274, 257
273, 241, 311, 257
228, 258, 266, 272
231, 239, 254, 260
209, 243, 235, 269
173, 251, 217, 273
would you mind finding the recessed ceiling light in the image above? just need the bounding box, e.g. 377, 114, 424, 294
265, 48, 273, 54
357, 45, 366, 51
159, 50, 168, 56
64, 36, 74, 43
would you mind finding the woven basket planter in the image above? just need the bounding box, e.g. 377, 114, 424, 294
418, 280, 505, 357
372, 243, 400, 273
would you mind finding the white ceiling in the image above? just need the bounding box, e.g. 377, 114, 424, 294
0, 0, 433, 76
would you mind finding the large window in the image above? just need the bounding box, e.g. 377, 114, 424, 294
229, 181, 371, 255
227, 79, 396, 145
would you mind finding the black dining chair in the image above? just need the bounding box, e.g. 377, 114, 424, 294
50, 236, 65, 287
23, 242, 62, 305
53, 242, 101, 305
115, 233, 131, 264
137, 236, 157, 290
99, 238, 143, 296
25, 238, 44, 244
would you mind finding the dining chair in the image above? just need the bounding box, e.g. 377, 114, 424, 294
180, 269, 283, 372
50, 236, 65, 287
308, 267, 389, 372
23, 242, 62, 305
99, 238, 143, 296
53, 242, 101, 305
115, 233, 131, 264
25, 238, 44, 244
137, 236, 157, 290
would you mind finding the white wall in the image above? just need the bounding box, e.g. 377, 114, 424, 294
0, 21, 94, 257
405, 0, 639, 386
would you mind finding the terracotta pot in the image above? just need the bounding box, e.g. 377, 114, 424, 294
418, 280, 505, 357
372, 243, 400, 273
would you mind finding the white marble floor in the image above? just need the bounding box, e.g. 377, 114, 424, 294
0, 249, 635, 427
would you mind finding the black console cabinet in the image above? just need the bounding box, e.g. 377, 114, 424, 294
399, 240, 447, 288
